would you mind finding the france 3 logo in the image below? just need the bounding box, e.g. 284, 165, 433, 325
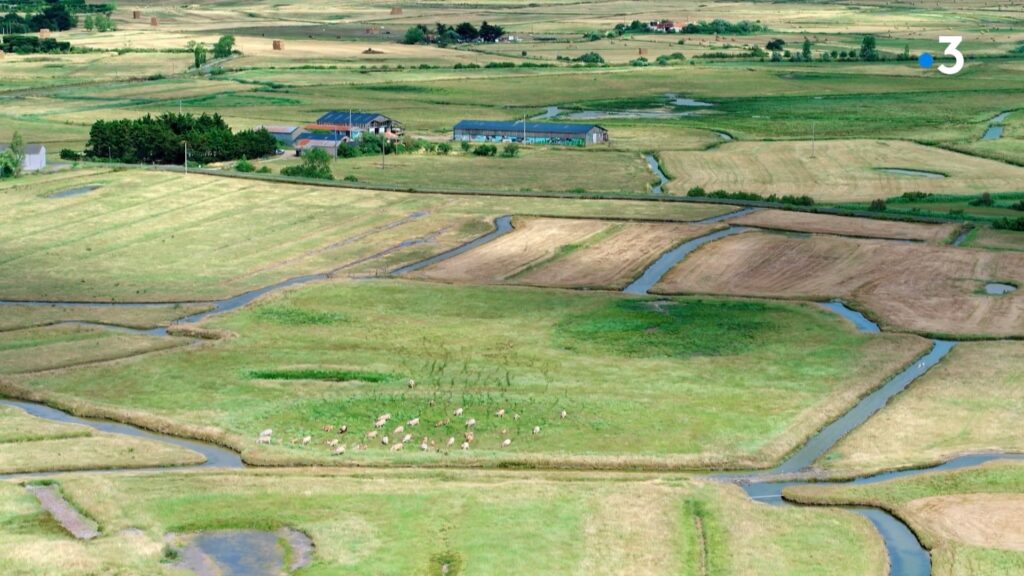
919, 37, 964, 75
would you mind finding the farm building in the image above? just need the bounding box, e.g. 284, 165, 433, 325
257, 125, 302, 145
453, 120, 608, 147
0, 143, 46, 172
315, 111, 402, 136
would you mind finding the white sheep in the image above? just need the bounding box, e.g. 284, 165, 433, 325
394, 425, 405, 435
460, 441, 470, 450
560, 410, 567, 419
407, 417, 420, 427
447, 437, 456, 448
466, 418, 476, 428
402, 433, 413, 444
420, 441, 429, 452
333, 445, 346, 455
408, 378, 416, 389
454, 407, 464, 417
301, 436, 312, 445
382, 435, 389, 445
495, 408, 505, 418
256, 435, 271, 445
260, 429, 273, 437
327, 439, 339, 448
513, 413, 520, 421
532, 426, 541, 435
367, 430, 378, 439
391, 442, 404, 452
501, 438, 512, 448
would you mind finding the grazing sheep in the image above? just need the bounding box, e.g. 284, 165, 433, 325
256, 435, 271, 445
380, 413, 392, 421
407, 417, 420, 427
466, 418, 476, 428
301, 436, 312, 445
460, 441, 470, 450
447, 437, 456, 448
501, 438, 512, 448
338, 425, 348, 434
533, 426, 541, 435
327, 439, 339, 448
322, 424, 334, 432
382, 435, 389, 445
391, 442, 404, 452
420, 441, 429, 452
434, 418, 450, 428
454, 407, 464, 417
367, 430, 378, 439
333, 445, 346, 455
394, 425, 405, 435
560, 410, 567, 419
495, 409, 505, 418
408, 378, 416, 389
260, 429, 273, 437
464, 431, 475, 443
513, 413, 521, 421
402, 433, 413, 444
374, 418, 386, 429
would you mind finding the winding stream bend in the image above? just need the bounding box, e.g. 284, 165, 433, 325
643, 154, 669, 194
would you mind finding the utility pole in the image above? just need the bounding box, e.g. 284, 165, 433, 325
183, 141, 188, 174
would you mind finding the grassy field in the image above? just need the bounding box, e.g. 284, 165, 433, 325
654, 231, 1024, 338
0, 169, 729, 302
5, 281, 926, 470
0, 469, 886, 576
661, 140, 1024, 202
0, 325, 189, 375
820, 342, 1024, 476
0, 304, 211, 332
255, 147, 654, 194
965, 227, 1024, 251
0, 405, 204, 474
787, 461, 1024, 576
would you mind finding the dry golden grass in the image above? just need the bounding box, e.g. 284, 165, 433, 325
654, 232, 1024, 337
732, 209, 960, 244
411, 217, 611, 284
661, 140, 1024, 202
517, 222, 722, 289
0, 304, 211, 332
822, 342, 1024, 475
0, 405, 90, 444
966, 228, 1024, 252
0, 325, 191, 375
902, 494, 1024, 552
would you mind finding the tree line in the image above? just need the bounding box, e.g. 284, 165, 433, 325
1, 34, 70, 53
1, 0, 80, 33
81, 113, 277, 165
402, 21, 504, 46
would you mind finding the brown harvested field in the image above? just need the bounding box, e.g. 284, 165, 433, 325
516, 222, 723, 289
660, 140, 1024, 202
822, 342, 1024, 475
653, 232, 1024, 337
732, 209, 960, 244
902, 494, 1024, 552
411, 218, 612, 284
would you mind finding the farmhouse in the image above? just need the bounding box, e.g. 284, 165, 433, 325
315, 111, 402, 136
453, 120, 608, 147
0, 143, 46, 172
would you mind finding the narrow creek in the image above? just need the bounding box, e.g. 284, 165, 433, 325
643, 154, 669, 194
982, 111, 1011, 141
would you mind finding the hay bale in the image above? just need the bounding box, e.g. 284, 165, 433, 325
637, 47, 648, 55
38, 28, 51, 39
390, 6, 403, 14
273, 40, 284, 50
132, 10, 141, 19
150, 16, 158, 27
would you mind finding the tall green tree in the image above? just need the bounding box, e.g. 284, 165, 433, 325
802, 37, 812, 60
10, 131, 25, 176
860, 35, 879, 61
401, 25, 427, 45
192, 42, 207, 68
212, 35, 235, 58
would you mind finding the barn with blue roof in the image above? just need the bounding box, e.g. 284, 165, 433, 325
453, 120, 608, 147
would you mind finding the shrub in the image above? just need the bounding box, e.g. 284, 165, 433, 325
437, 142, 452, 155
460, 141, 471, 152
344, 174, 359, 182
473, 144, 498, 157
60, 149, 82, 161
234, 158, 255, 172
969, 192, 994, 207
256, 166, 272, 174
501, 143, 520, 158
868, 198, 887, 212
281, 148, 333, 180
573, 51, 604, 64
686, 186, 707, 197
993, 217, 1024, 231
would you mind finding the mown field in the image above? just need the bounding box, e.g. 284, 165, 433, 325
787, 461, 1024, 576
5, 281, 927, 470
0, 169, 730, 302
0, 469, 886, 576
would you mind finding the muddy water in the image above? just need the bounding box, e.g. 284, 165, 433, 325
175, 529, 314, 576
623, 227, 750, 295
643, 154, 669, 194
0, 399, 243, 476
877, 168, 946, 179
391, 216, 514, 275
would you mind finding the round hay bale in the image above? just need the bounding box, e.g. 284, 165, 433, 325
390, 6, 403, 14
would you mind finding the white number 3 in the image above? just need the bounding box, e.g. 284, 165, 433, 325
939, 36, 964, 75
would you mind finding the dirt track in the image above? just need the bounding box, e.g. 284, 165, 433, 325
732, 209, 958, 243
654, 232, 1024, 337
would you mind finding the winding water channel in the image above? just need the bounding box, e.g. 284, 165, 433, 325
2, 208, 1020, 575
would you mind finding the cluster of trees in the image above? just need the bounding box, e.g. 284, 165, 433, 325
609, 20, 649, 36
681, 19, 767, 35
83, 113, 277, 165
686, 186, 815, 206
765, 35, 882, 63
186, 36, 235, 69
993, 217, 1024, 231
1, 1, 77, 33
0, 34, 70, 53
82, 13, 114, 31
0, 132, 25, 179
282, 148, 333, 180
402, 21, 504, 46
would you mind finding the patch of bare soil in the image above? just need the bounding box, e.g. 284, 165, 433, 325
27, 484, 99, 540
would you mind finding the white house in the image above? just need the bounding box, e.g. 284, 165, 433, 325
0, 143, 46, 172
